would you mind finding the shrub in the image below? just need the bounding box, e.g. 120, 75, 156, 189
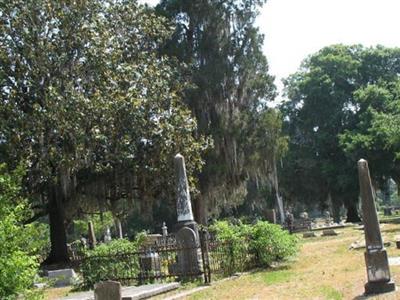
209, 220, 298, 272
0, 165, 41, 299
250, 221, 298, 266
80, 233, 146, 288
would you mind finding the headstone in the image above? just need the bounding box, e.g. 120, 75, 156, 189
322, 229, 339, 236
139, 251, 161, 277
162, 222, 168, 237
324, 211, 332, 226
47, 269, 77, 287
175, 226, 201, 276
266, 209, 277, 224
88, 221, 97, 249
104, 227, 112, 243
358, 159, 395, 295
94, 280, 121, 300
303, 232, 317, 238
383, 207, 392, 216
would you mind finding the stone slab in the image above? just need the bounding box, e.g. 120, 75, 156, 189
94, 281, 121, 300
47, 269, 77, 287
322, 229, 339, 236
61, 283, 180, 300
303, 232, 317, 238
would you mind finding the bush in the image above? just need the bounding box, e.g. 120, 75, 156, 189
209, 220, 298, 272
250, 221, 298, 266
0, 165, 41, 299
80, 234, 146, 288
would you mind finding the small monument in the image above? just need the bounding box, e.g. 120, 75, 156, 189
358, 159, 395, 295
104, 227, 112, 243
162, 222, 168, 237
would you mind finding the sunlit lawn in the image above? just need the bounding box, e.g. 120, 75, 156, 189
183, 224, 400, 300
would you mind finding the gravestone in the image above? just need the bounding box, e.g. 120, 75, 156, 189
266, 209, 277, 224
358, 159, 395, 295
303, 232, 317, 238
94, 280, 121, 300
88, 221, 97, 249
162, 222, 168, 237
104, 227, 112, 243
47, 269, 77, 287
175, 226, 201, 276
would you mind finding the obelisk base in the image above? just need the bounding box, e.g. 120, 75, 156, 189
365, 280, 396, 295
174, 220, 199, 239
364, 249, 396, 295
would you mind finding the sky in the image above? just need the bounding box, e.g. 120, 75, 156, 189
142, 0, 400, 98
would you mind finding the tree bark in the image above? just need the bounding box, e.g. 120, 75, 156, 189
44, 186, 69, 264
194, 195, 207, 225
345, 201, 361, 223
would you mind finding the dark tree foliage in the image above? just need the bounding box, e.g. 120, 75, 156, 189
282, 45, 400, 222
0, 0, 207, 263
157, 0, 284, 223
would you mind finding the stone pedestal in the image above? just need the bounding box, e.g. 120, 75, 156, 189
175, 226, 201, 276
364, 250, 395, 294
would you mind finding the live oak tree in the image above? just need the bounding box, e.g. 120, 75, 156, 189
157, 0, 282, 223
0, 0, 207, 263
282, 45, 400, 221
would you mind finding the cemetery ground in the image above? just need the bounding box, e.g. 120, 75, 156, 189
155, 222, 400, 300
44, 221, 400, 300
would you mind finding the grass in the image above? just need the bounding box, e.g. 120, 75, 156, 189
180, 223, 400, 300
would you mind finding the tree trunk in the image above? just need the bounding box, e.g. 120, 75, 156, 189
44, 187, 69, 264
194, 195, 207, 225
345, 201, 361, 223
331, 199, 342, 224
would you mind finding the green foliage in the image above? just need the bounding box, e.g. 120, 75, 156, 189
0, 164, 41, 299
80, 235, 146, 288
158, 0, 280, 221
281, 45, 400, 221
71, 212, 114, 242
250, 221, 298, 266
0, 0, 209, 262
209, 220, 298, 270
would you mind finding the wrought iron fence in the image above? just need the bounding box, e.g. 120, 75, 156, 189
79, 229, 262, 288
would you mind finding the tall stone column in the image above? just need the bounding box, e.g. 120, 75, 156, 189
358, 159, 395, 295
174, 153, 198, 235
173, 154, 201, 277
